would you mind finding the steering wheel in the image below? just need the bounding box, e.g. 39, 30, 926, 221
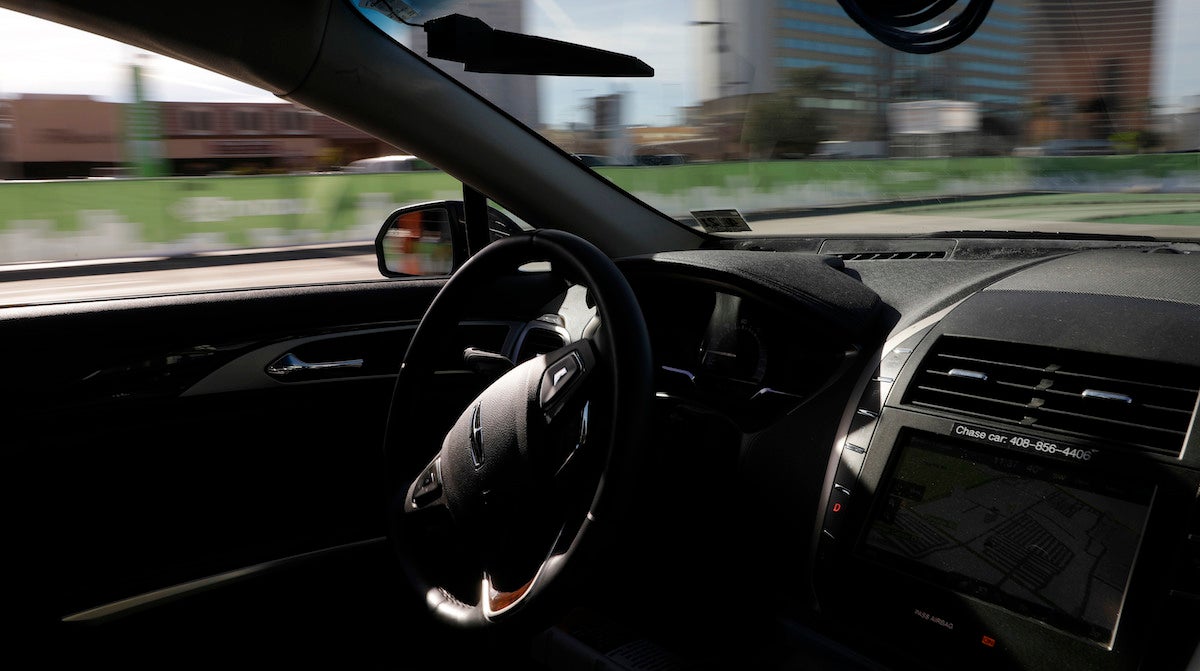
385, 229, 652, 628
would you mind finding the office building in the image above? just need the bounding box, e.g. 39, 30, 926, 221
694, 0, 1032, 150
1026, 0, 1157, 142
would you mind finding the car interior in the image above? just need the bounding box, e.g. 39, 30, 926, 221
3, 1, 1199, 670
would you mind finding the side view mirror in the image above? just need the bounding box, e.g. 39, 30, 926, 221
374, 200, 525, 277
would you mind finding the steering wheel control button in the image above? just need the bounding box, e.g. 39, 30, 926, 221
539, 351, 583, 408
412, 459, 443, 507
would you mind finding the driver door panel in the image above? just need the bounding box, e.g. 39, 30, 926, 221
4, 272, 568, 653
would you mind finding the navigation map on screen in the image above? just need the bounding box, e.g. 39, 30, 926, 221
863, 433, 1153, 642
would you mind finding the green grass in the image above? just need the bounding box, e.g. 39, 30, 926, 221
596, 156, 1026, 197
894, 192, 1200, 212
0, 172, 463, 243
3, 155, 1200, 250
1085, 212, 1200, 226
1028, 154, 1200, 178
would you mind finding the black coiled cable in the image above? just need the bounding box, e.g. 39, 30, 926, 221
835, 0, 995, 54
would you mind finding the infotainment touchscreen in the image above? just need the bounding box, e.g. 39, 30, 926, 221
861, 432, 1153, 644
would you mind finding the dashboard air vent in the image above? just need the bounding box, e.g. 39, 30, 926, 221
517, 325, 567, 362
905, 336, 1200, 457
837, 251, 947, 261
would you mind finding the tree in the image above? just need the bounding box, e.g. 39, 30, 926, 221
742, 67, 841, 158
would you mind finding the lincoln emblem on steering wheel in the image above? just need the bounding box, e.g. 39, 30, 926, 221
469, 404, 484, 469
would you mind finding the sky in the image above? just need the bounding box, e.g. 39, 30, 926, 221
357, 0, 694, 126
523, 0, 693, 126
1154, 0, 1200, 112
1, 0, 1199, 124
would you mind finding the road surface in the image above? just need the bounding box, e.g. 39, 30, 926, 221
0, 252, 384, 306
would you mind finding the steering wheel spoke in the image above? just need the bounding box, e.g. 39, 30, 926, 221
483, 566, 540, 617
550, 400, 591, 479
539, 338, 604, 475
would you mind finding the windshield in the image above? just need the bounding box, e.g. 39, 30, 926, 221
0, 0, 1195, 304
361, 0, 1198, 238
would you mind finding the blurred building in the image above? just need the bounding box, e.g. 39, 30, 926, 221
409, 0, 540, 128
1, 95, 123, 179
0, 99, 11, 179
694, 0, 777, 102
0, 95, 401, 179
158, 102, 323, 175
1026, 0, 1157, 143
1154, 96, 1200, 152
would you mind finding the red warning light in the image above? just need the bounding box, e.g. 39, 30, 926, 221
832, 502, 842, 513
981, 635, 996, 648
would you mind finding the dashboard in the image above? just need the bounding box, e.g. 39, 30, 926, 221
13, 233, 1200, 671
600, 240, 1200, 671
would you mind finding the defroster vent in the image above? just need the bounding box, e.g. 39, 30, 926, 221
905, 336, 1200, 457
836, 251, 947, 261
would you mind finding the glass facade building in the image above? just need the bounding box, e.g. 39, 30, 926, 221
698, 0, 1158, 149
696, 0, 1029, 149
1026, 0, 1156, 142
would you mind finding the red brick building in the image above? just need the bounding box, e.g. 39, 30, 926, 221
0, 95, 402, 179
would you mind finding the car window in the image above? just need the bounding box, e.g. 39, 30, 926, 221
0, 8, 473, 305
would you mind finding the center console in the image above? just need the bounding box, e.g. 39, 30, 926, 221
811, 290, 1200, 671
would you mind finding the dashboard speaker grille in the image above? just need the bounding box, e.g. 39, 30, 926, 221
905, 336, 1200, 457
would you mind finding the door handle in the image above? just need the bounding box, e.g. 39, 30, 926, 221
266, 352, 364, 378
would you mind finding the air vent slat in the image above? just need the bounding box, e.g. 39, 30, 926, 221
1052, 370, 1198, 395
910, 401, 1026, 424
925, 373, 1043, 402
994, 381, 1044, 392
1035, 406, 1187, 436
905, 336, 1200, 457
937, 353, 1049, 373
916, 385, 1033, 410
1144, 404, 1193, 416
